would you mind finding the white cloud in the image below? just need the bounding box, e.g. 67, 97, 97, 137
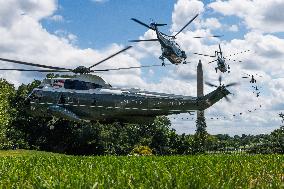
0, 0, 57, 27
209, 0, 284, 33
171, 0, 204, 32
49, 14, 64, 22
202, 18, 222, 30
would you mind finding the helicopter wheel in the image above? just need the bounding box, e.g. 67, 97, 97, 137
159, 56, 165, 66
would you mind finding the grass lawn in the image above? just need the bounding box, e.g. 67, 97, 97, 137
0, 150, 283, 188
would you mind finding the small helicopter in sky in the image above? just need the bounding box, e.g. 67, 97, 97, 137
194, 44, 249, 73
0, 50, 232, 123
130, 14, 222, 66
242, 73, 262, 83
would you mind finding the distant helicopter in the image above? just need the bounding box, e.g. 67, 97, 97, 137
252, 85, 261, 97
130, 14, 222, 66
194, 44, 249, 73
242, 73, 262, 83
0, 52, 232, 123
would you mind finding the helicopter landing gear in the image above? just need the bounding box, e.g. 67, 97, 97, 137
159, 55, 165, 66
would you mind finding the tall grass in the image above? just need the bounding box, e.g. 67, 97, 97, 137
0, 151, 283, 188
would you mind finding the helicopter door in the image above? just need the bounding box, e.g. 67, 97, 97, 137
58, 93, 66, 105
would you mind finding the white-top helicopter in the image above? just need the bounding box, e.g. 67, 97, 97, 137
194, 44, 249, 73
130, 14, 222, 66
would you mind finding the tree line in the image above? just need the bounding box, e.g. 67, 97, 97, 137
0, 78, 283, 155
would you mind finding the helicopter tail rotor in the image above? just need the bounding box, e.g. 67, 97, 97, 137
205, 75, 239, 103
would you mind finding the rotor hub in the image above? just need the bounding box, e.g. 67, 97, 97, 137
73, 66, 91, 74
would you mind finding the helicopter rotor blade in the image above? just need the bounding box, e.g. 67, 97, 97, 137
218, 75, 222, 86
219, 44, 222, 53
208, 59, 218, 64
89, 46, 132, 69
155, 23, 167, 27
213, 35, 224, 38
224, 95, 231, 103
193, 53, 215, 57
0, 69, 70, 72
174, 14, 199, 37
131, 18, 154, 30
205, 81, 218, 88
224, 58, 242, 63
0, 57, 70, 70
129, 39, 159, 42
91, 63, 173, 72
193, 35, 223, 39
243, 73, 251, 77
225, 82, 239, 87
225, 50, 250, 58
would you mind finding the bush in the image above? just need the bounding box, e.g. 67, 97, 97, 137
131, 145, 153, 156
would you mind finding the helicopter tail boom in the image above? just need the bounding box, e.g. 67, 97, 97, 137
197, 86, 231, 110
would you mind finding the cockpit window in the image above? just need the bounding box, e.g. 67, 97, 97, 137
39, 79, 51, 88
64, 80, 102, 90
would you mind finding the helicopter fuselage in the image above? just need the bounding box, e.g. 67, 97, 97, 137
26, 75, 230, 123
216, 56, 227, 73
155, 28, 186, 65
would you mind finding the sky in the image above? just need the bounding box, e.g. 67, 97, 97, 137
0, 0, 284, 136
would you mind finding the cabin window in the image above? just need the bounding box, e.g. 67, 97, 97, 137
64, 80, 75, 89
64, 80, 103, 90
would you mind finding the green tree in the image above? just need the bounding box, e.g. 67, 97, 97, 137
270, 126, 284, 154
0, 79, 15, 149
193, 116, 208, 153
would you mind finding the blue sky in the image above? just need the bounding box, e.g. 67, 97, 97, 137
0, 0, 284, 135
42, 0, 250, 48
43, 0, 174, 49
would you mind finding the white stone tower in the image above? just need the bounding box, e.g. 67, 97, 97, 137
197, 60, 204, 118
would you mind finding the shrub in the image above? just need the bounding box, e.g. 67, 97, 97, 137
131, 145, 153, 156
